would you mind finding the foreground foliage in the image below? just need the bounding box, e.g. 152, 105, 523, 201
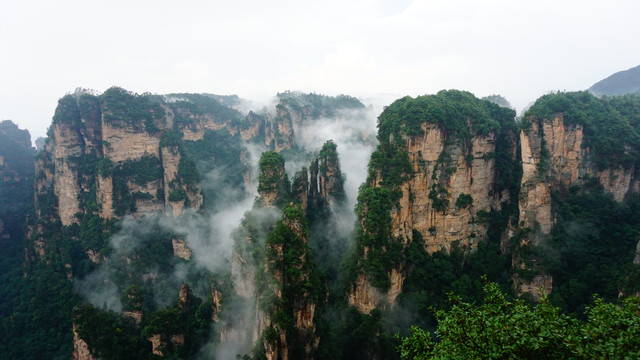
398, 282, 640, 359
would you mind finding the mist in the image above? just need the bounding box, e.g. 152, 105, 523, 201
298, 104, 378, 204
74, 139, 264, 312
72, 93, 384, 358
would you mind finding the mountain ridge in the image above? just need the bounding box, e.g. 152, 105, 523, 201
589, 64, 640, 96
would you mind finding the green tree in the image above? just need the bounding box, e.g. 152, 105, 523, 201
398, 281, 640, 359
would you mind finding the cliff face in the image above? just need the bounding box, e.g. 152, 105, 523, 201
264, 92, 367, 152
36, 90, 209, 227
31, 89, 251, 262
227, 150, 335, 359
260, 206, 325, 360
226, 153, 286, 356
394, 126, 501, 253
51, 120, 85, 225
72, 324, 96, 360
0, 120, 34, 242
347, 91, 640, 312
519, 115, 590, 234
12, 87, 640, 359
348, 91, 520, 312
516, 111, 640, 298
348, 128, 507, 311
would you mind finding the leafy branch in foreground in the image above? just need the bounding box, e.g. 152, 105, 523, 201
398, 281, 640, 359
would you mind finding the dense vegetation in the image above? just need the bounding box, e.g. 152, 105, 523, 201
5, 87, 640, 359
166, 93, 247, 129
524, 91, 640, 169
398, 281, 640, 359
101, 87, 165, 133
277, 91, 365, 118
261, 205, 327, 359
0, 122, 78, 360
73, 284, 213, 360
545, 181, 640, 314
257, 151, 291, 208
377, 90, 507, 141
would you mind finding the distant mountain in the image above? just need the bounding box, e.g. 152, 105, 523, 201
588, 64, 640, 96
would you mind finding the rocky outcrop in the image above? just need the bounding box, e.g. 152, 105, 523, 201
148, 334, 164, 356
349, 127, 510, 311
231, 248, 257, 298
397, 127, 501, 253
228, 148, 330, 359
72, 324, 97, 360
318, 141, 346, 206
212, 286, 222, 322
178, 284, 192, 307
122, 310, 142, 325
267, 104, 297, 152
290, 141, 346, 216
292, 167, 310, 211
52, 121, 86, 226
516, 113, 640, 298
147, 285, 191, 356
515, 273, 553, 299
597, 166, 639, 202
264, 92, 367, 152
241, 112, 266, 140
519, 116, 584, 234
258, 151, 287, 207
261, 206, 324, 360
227, 209, 282, 355
33, 89, 250, 230
32, 89, 227, 263
348, 91, 521, 312
151, 331, 185, 354
171, 238, 192, 260
520, 114, 640, 232
516, 116, 590, 298
347, 272, 400, 314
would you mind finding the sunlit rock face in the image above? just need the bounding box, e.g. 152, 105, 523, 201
348, 91, 520, 311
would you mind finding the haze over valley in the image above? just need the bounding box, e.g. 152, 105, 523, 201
2, 1, 640, 359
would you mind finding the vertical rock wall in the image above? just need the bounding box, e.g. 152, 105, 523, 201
516, 114, 639, 298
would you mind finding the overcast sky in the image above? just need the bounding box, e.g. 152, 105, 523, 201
1, 0, 639, 140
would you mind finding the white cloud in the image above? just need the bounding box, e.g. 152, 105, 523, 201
2, 0, 640, 138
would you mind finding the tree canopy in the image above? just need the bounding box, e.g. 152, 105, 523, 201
398, 281, 640, 359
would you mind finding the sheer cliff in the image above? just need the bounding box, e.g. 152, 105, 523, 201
227, 146, 345, 359
3, 88, 369, 360
346, 90, 521, 312
344, 91, 640, 318
5, 87, 640, 360
515, 92, 640, 302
